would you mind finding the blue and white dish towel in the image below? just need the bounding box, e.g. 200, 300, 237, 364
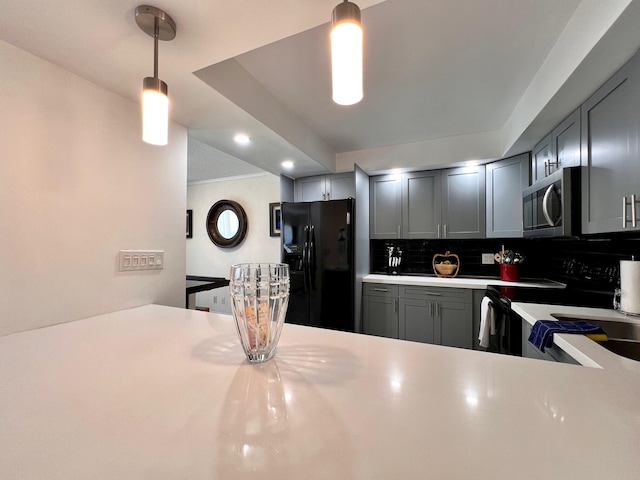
528, 320, 603, 352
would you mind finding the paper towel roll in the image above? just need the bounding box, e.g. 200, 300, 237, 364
620, 260, 640, 315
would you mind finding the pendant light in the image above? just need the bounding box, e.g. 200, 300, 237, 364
331, 0, 363, 105
135, 5, 176, 146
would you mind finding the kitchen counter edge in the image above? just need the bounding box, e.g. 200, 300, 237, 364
363, 274, 563, 290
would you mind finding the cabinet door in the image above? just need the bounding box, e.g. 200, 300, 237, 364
363, 295, 398, 338
370, 175, 402, 239
531, 133, 553, 183
400, 298, 435, 344
327, 172, 354, 200
402, 171, 441, 238
441, 166, 486, 239
582, 51, 640, 234
295, 176, 326, 202
437, 298, 472, 349
553, 109, 580, 172
486, 154, 529, 238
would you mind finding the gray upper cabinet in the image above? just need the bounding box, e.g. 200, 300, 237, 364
581, 50, 640, 234
531, 133, 552, 184
532, 109, 581, 184
486, 153, 530, 238
441, 165, 486, 239
294, 172, 354, 202
370, 174, 402, 238
327, 173, 355, 200
402, 171, 441, 238
371, 166, 485, 239
553, 109, 581, 172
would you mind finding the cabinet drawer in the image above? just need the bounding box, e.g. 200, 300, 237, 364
400, 285, 471, 303
363, 283, 399, 297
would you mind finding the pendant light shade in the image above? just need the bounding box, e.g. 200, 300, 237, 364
135, 5, 176, 146
142, 77, 168, 145
331, 0, 363, 106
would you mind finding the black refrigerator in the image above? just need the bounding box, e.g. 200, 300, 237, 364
281, 199, 355, 332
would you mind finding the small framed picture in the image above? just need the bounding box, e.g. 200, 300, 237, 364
186, 209, 193, 238
269, 203, 281, 237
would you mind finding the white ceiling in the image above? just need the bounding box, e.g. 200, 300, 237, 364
2, 0, 640, 182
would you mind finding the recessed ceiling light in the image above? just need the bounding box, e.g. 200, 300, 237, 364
234, 133, 251, 146
281, 160, 294, 170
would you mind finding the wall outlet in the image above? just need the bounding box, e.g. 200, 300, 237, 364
119, 250, 164, 271
481, 253, 495, 265
213, 296, 218, 304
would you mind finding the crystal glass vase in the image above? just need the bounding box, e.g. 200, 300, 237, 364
229, 263, 290, 362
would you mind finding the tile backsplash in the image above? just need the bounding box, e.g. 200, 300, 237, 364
371, 235, 640, 293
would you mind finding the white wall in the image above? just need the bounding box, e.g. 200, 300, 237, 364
187, 174, 281, 313
0, 41, 187, 336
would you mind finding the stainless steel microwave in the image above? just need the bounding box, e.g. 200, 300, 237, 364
522, 167, 581, 237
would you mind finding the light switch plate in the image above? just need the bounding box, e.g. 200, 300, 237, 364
119, 250, 164, 271
481, 253, 495, 265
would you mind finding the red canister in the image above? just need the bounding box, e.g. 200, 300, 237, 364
500, 264, 519, 282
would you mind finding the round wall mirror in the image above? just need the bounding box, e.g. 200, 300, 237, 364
217, 210, 239, 239
206, 200, 248, 248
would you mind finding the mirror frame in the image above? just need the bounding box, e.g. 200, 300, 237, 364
206, 200, 248, 248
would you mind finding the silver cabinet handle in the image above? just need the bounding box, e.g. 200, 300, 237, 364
544, 160, 549, 177
373, 288, 388, 292
437, 224, 441, 238
428, 302, 433, 316
397, 225, 401, 238
424, 292, 442, 296
443, 224, 447, 238
623, 196, 628, 229
435, 302, 440, 318
394, 298, 398, 313
632, 194, 637, 228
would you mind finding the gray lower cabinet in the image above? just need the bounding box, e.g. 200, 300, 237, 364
485, 153, 530, 238
363, 283, 472, 349
362, 283, 399, 338
294, 172, 354, 202
521, 319, 579, 365
581, 49, 640, 234
400, 298, 435, 343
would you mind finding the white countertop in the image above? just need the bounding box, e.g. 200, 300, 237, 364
513, 302, 640, 373
1, 304, 639, 479
364, 273, 563, 289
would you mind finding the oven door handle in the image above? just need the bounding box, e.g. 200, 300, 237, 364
542, 184, 561, 227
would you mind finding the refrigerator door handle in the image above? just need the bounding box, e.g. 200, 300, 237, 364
309, 225, 316, 289
303, 225, 310, 292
